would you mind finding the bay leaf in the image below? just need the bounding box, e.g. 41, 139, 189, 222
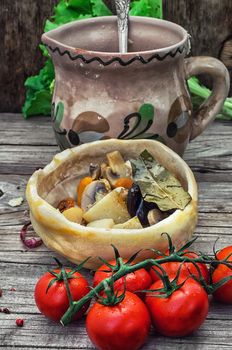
131, 150, 192, 211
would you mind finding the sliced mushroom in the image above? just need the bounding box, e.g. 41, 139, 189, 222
89, 163, 101, 180
125, 160, 133, 175
107, 151, 128, 175
103, 151, 132, 187
102, 167, 120, 187
81, 180, 110, 211
147, 209, 164, 226
100, 162, 108, 177
120, 188, 129, 201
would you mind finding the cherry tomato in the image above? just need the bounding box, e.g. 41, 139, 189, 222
216, 246, 232, 261
34, 269, 90, 322
145, 277, 209, 337
86, 291, 151, 350
93, 259, 152, 298
212, 246, 232, 304
149, 250, 208, 282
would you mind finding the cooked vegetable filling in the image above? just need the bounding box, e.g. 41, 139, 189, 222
57, 150, 191, 228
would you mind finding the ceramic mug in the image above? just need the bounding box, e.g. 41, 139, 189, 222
42, 16, 230, 155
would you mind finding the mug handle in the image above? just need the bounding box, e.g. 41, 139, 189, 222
184, 57, 230, 140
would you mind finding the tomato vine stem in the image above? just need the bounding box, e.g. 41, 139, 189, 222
61, 258, 231, 325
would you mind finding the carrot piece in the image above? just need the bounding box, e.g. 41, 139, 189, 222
77, 177, 93, 206
114, 178, 133, 189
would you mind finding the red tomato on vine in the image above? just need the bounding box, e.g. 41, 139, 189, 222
86, 291, 151, 350
93, 259, 152, 298
212, 246, 232, 304
149, 250, 209, 282
145, 276, 209, 337
34, 268, 90, 322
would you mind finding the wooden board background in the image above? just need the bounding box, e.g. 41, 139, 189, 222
1, 0, 232, 112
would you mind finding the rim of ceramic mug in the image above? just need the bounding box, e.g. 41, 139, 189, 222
42, 16, 189, 58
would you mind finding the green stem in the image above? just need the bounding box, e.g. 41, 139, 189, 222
60, 254, 232, 326
61, 267, 73, 305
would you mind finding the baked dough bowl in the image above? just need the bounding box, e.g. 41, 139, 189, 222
26, 139, 198, 270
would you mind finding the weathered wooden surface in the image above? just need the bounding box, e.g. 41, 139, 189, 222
0, 0, 58, 113
0, 114, 232, 349
163, 0, 232, 95
1, 1, 232, 112
163, 0, 232, 59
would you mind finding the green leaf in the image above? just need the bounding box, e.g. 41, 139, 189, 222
91, 0, 112, 16
149, 0, 163, 18
66, 0, 92, 13
39, 44, 50, 57
24, 75, 45, 93
22, 59, 54, 118
130, 0, 163, 18
46, 278, 58, 294
25, 59, 54, 91
131, 149, 192, 211
50, 79, 55, 94
53, 0, 80, 25
22, 90, 52, 118
44, 20, 60, 32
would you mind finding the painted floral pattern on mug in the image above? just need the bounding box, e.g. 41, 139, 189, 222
52, 101, 167, 149
166, 95, 192, 144
51, 102, 70, 150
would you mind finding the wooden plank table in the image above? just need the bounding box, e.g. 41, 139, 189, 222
0, 113, 232, 349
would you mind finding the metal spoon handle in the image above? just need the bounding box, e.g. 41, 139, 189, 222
115, 0, 131, 53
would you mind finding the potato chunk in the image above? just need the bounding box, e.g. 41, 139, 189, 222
114, 216, 143, 229
63, 207, 83, 224
87, 219, 115, 229
83, 187, 130, 224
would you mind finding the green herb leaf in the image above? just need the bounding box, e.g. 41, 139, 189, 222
131, 150, 192, 211
22, 59, 54, 118
130, 0, 162, 18
44, 20, 60, 33
67, 0, 92, 13
39, 44, 50, 58
22, 90, 52, 118
91, 0, 112, 16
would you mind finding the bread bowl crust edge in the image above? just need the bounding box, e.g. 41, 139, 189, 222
26, 139, 198, 269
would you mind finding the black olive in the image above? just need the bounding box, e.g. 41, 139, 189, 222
136, 199, 157, 227
127, 184, 142, 217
